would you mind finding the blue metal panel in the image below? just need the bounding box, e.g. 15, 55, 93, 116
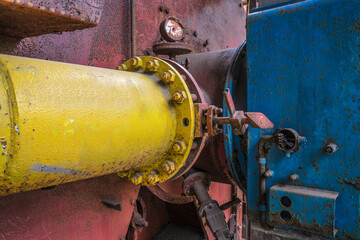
244, 0, 360, 238
268, 184, 339, 236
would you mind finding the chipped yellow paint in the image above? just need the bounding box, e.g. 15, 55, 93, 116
0, 54, 195, 196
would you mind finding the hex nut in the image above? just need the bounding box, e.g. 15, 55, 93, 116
289, 173, 299, 181
130, 57, 143, 69
173, 91, 187, 103
172, 140, 187, 154
147, 171, 160, 184
116, 64, 128, 71
146, 60, 160, 72
162, 160, 176, 174
131, 172, 143, 185
162, 70, 175, 84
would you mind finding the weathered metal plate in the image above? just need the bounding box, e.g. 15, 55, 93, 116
245, 0, 360, 239
269, 184, 339, 236
0, 0, 102, 38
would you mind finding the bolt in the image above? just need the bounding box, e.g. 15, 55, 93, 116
324, 143, 338, 154
173, 91, 187, 103
193, 31, 198, 37
173, 141, 187, 154
289, 173, 299, 181
116, 64, 128, 71
162, 160, 176, 174
134, 217, 148, 228
285, 152, 291, 158
131, 172, 143, 185
162, 70, 175, 84
164, 8, 169, 14
264, 170, 274, 178
130, 57, 142, 68
146, 60, 160, 72
147, 171, 159, 184
191, 94, 198, 102
159, 6, 164, 12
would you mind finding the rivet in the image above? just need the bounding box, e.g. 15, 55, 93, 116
130, 172, 143, 185
146, 59, 160, 72
162, 160, 176, 174
173, 141, 187, 154
162, 70, 175, 84
172, 91, 187, 103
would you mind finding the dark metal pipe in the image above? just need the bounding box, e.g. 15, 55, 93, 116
257, 135, 274, 231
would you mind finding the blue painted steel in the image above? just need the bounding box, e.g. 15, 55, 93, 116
268, 184, 339, 237
224, 42, 247, 192
226, 0, 360, 238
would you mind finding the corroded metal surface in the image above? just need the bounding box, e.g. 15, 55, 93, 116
268, 185, 339, 237
0, 174, 140, 240
0, 0, 101, 38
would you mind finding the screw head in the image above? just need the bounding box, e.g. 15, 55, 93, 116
172, 91, 187, 103
147, 171, 160, 184
162, 160, 176, 174
146, 60, 160, 72
131, 172, 143, 185
173, 140, 187, 154
162, 70, 175, 84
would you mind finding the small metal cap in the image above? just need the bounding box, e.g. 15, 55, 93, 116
173, 140, 187, 154
264, 170, 274, 178
162, 160, 176, 174
131, 172, 143, 185
285, 152, 291, 158
289, 173, 299, 181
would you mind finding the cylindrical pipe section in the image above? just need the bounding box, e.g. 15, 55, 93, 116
0, 54, 177, 196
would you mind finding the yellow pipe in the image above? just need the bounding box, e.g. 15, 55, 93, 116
0, 54, 194, 196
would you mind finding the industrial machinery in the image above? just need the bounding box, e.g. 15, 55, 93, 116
0, 0, 359, 239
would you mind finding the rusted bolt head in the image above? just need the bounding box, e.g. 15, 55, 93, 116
130, 57, 142, 68
162, 70, 175, 84
162, 160, 176, 174
131, 172, 143, 185
146, 60, 160, 72
173, 91, 187, 103
147, 171, 160, 184
289, 173, 299, 181
173, 141, 187, 154
116, 64, 128, 71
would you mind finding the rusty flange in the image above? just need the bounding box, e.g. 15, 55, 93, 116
153, 42, 193, 59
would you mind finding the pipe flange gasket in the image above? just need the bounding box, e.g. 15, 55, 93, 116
116, 56, 194, 186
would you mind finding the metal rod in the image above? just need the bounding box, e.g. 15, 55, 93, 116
130, 0, 136, 58
257, 135, 274, 231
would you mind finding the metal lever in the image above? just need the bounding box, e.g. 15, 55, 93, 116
218, 88, 273, 135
